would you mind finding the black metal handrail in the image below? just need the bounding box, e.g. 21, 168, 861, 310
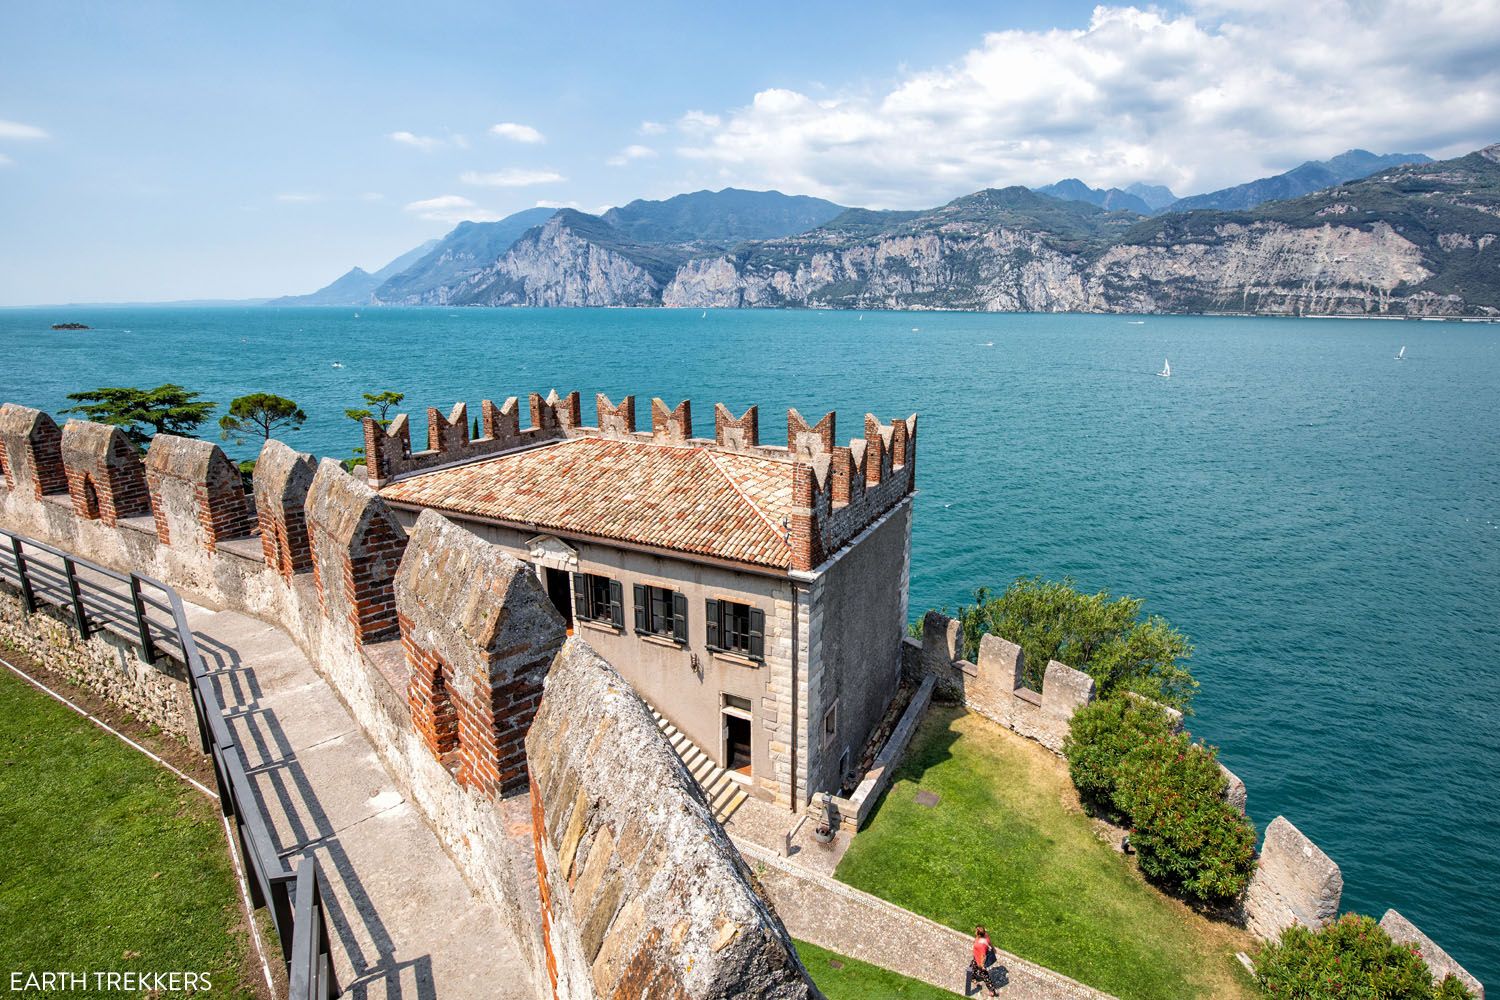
0, 526, 339, 999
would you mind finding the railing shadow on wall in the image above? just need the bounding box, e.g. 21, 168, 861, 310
0, 526, 340, 1000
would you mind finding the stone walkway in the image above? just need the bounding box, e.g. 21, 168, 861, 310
736, 839, 1113, 1000
183, 601, 535, 1000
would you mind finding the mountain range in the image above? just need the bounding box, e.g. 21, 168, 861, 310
275, 145, 1499, 317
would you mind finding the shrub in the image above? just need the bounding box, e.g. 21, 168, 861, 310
1114, 733, 1256, 904
1255, 913, 1471, 999
943, 577, 1196, 709
1063, 696, 1176, 813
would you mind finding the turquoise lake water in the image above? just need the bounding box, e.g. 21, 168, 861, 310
2, 306, 1496, 979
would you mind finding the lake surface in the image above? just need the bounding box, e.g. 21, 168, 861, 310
3, 306, 1497, 980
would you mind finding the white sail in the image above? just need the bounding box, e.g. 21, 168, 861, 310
1396, 345, 1406, 360
1158, 358, 1171, 378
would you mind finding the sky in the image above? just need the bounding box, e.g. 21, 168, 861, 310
2, 0, 1498, 305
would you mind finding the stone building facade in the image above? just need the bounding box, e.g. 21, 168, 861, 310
367, 390, 918, 810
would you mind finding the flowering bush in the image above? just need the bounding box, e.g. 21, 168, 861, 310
1063, 696, 1177, 813
1114, 732, 1257, 904
1255, 913, 1473, 999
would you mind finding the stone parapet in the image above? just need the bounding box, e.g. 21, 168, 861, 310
306, 458, 407, 645
1243, 816, 1343, 940
396, 510, 565, 796
144, 435, 254, 550
253, 439, 317, 579
59, 420, 151, 525
0, 404, 67, 500
526, 638, 818, 1000
1380, 909, 1484, 999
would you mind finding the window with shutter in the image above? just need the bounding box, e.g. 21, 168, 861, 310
608, 579, 624, 629
748, 607, 765, 660
633, 584, 647, 633
571, 572, 588, 622
672, 591, 688, 643
705, 599, 720, 649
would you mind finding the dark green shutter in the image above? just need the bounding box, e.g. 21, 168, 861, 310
705, 599, 720, 649
672, 591, 687, 643
572, 572, 588, 621
633, 584, 647, 633
748, 607, 765, 660
609, 579, 624, 629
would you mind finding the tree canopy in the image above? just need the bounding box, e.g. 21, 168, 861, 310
62, 384, 217, 451
947, 577, 1196, 710
344, 390, 404, 428
218, 393, 306, 445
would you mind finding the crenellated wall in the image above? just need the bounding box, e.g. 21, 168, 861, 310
0, 404, 824, 1000
908, 608, 1486, 979
359, 389, 919, 579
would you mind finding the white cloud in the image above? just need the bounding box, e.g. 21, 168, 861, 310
638, 121, 667, 135
606, 144, 658, 167
535, 199, 582, 210
678, 110, 722, 132
0, 120, 48, 141
490, 122, 545, 144
461, 168, 565, 187
674, 1, 1500, 206
275, 192, 322, 203
388, 130, 443, 151
404, 194, 502, 223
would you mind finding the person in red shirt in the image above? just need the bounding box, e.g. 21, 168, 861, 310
968, 926, 999, 996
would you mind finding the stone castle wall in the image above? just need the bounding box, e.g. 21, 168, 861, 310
0, 402, 821, 1000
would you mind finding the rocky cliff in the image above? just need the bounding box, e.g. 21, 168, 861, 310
376, 145, 1500, 316
451, 213, 663, 307
661, 146, 1500, 316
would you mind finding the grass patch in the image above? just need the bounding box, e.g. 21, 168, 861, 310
0, 667, 254, 996
794, 939, 957, 1000
835, 706, 1258, 1000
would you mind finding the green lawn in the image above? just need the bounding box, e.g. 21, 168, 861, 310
0, 667, 255, 997
795, 939, 958, 1000
835, 706, 1258, 1000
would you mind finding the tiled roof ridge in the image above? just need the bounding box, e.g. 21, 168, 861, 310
700, 448, 792, 554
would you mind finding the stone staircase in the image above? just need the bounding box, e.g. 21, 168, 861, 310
651, 710, 749, 824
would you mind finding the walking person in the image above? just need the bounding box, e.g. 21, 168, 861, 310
968, 926, 1000, 997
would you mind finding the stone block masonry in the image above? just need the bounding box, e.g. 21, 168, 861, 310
144, 435, 255, 550
921, 610, 1093, 752
1243, 816, 1344, 941
59, 421, 152, 526
396, 510, 566, 796
306, 458, 407, 646
1381, 910, 1485, 999
0, 589, 192, 737
253, 438, 317, 579
526, 638, 819, 1000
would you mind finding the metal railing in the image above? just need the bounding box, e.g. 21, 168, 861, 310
0, 526, 339, 1000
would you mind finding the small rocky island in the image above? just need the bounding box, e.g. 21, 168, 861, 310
51, 322, 90, 330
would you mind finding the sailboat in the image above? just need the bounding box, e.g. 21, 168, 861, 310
1395, 345, 1406, 361
701, 311, 707, 318
1157, 358, 1171, 378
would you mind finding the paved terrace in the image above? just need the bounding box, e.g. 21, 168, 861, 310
171, 593, 535, 999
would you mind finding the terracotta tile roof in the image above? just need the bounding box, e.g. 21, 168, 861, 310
379, 436, 797, 569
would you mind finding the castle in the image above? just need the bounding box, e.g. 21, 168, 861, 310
0, 392, 1482, 1000
363, 391, 917, 812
